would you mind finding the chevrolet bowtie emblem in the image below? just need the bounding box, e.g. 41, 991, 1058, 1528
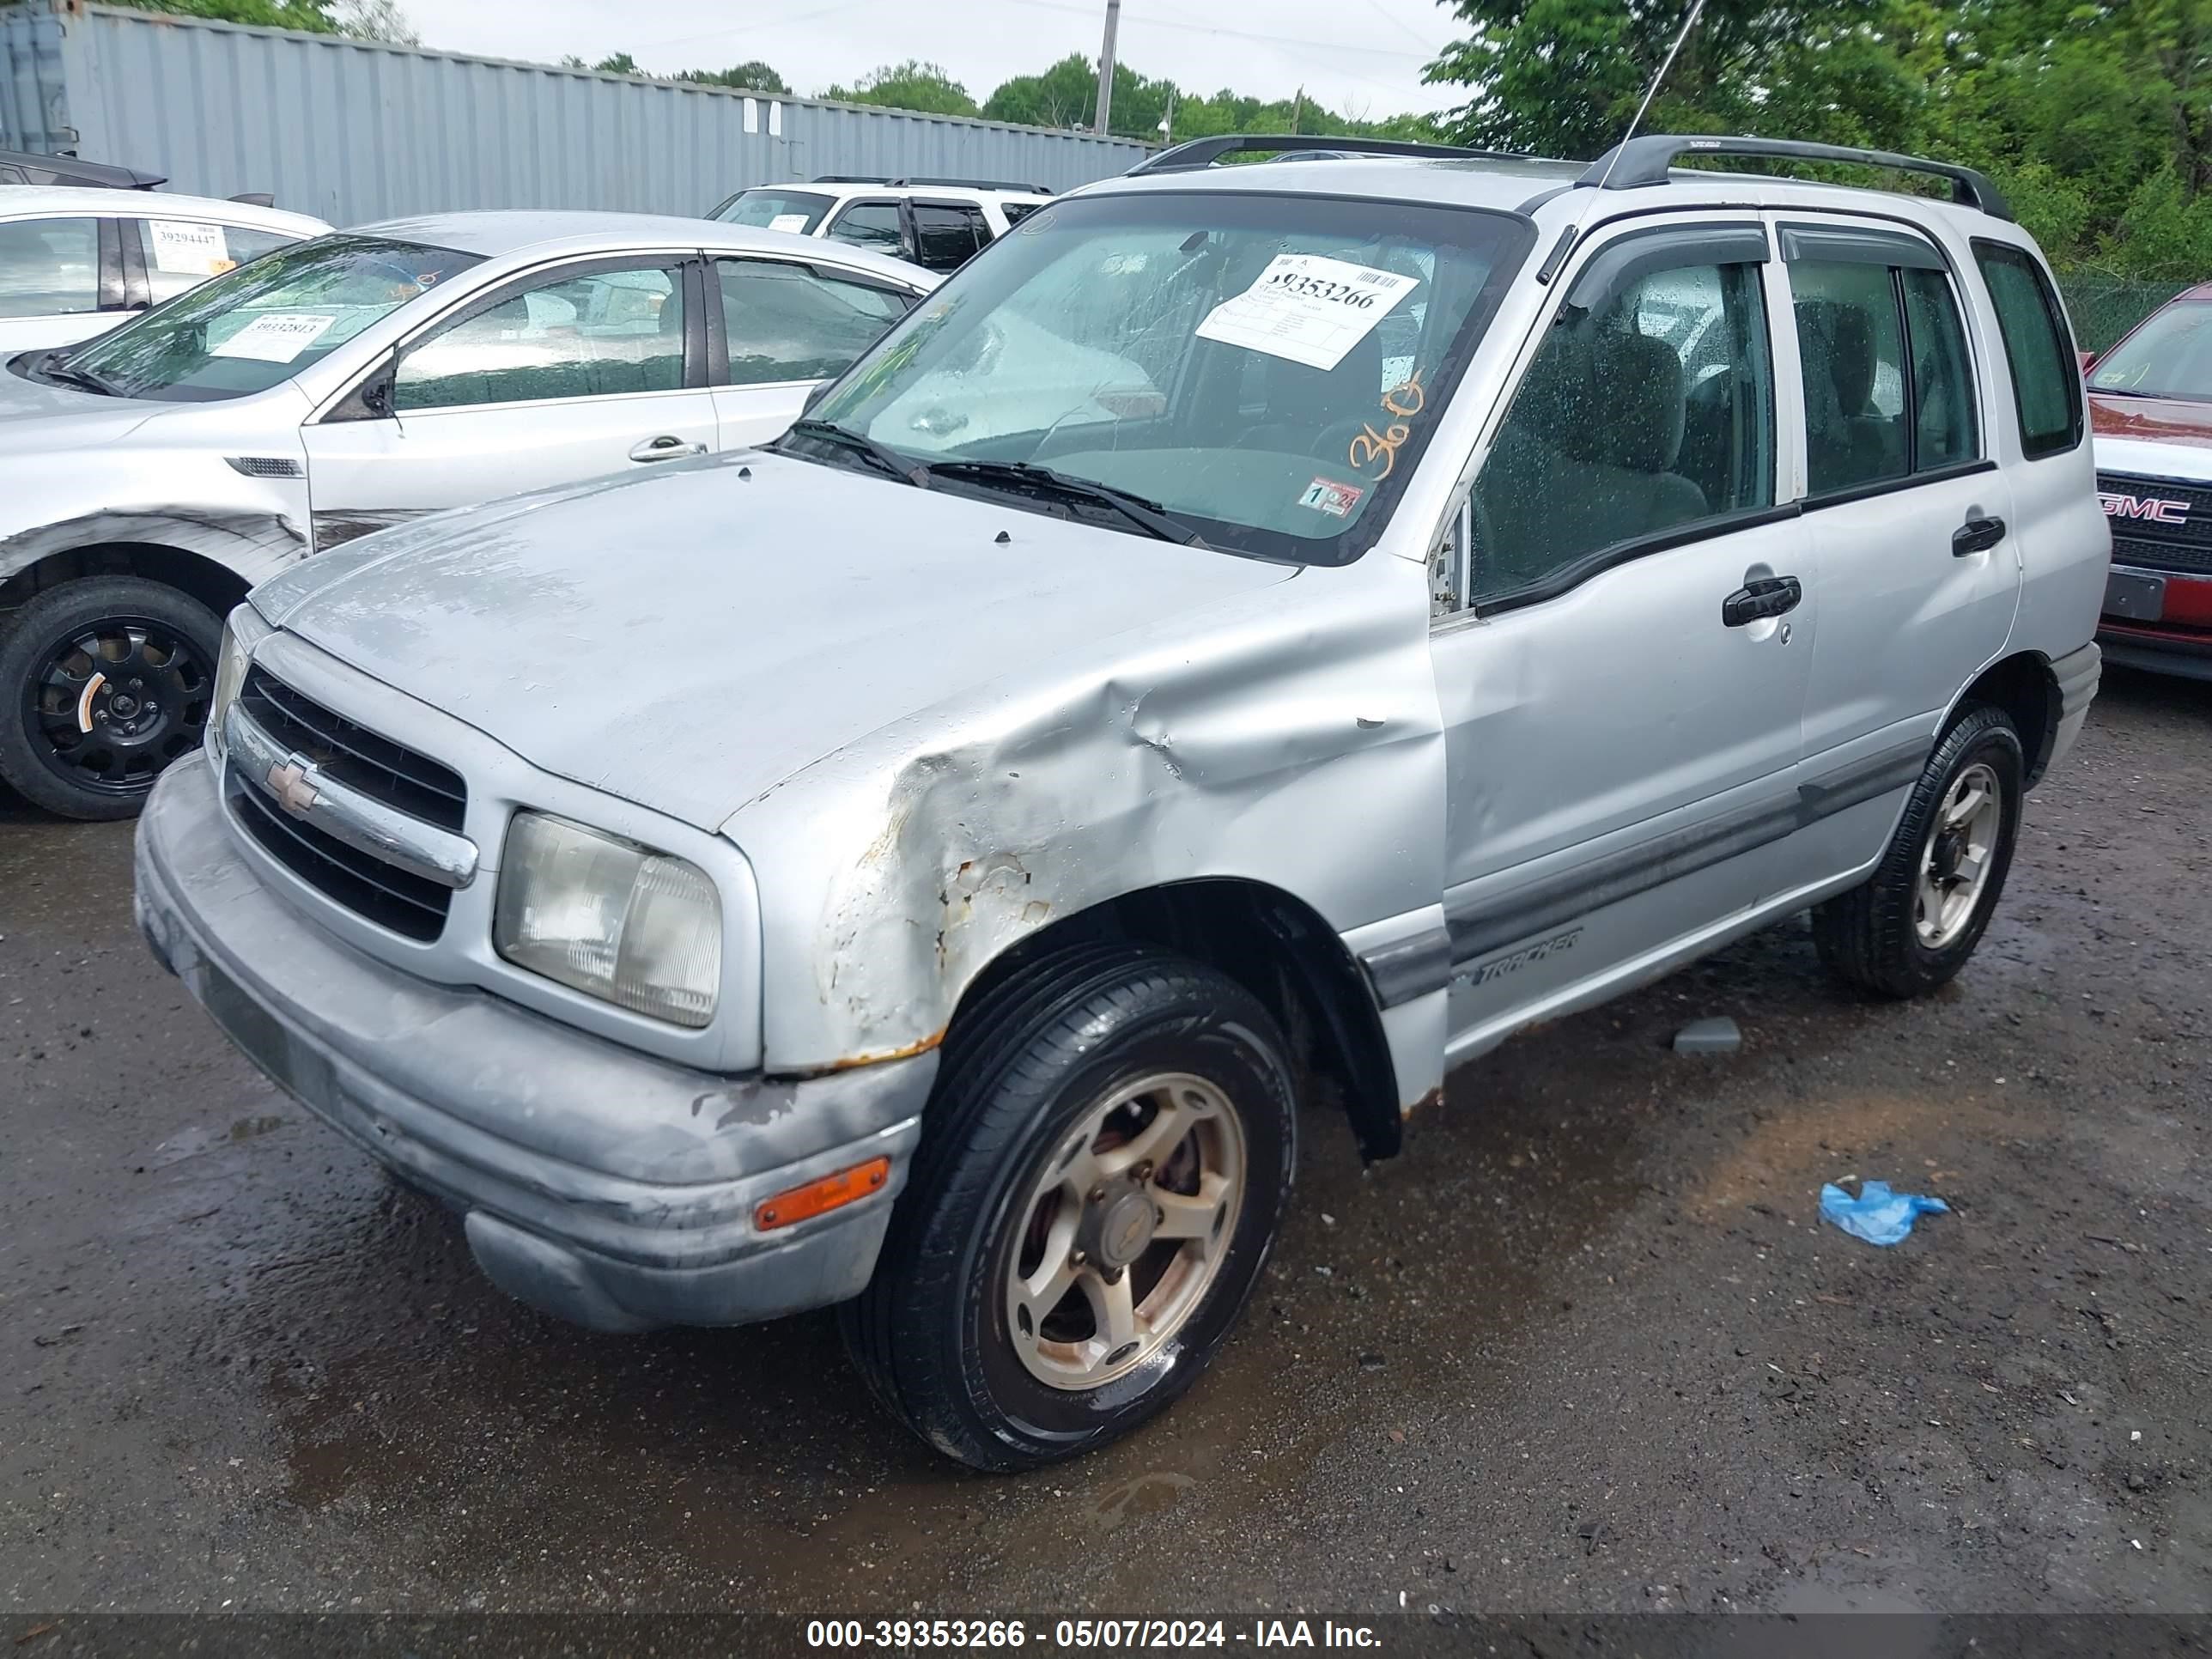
265, 759, 319, 817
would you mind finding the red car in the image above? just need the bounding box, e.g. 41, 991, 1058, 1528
2087, 284, 2212, 680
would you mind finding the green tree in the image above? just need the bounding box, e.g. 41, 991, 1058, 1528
823, 60, 978, 118
332, 0, 416, 45
981, 54, 1097, 129
675, 61, 790, 94
104, 0, 342, 28
1424, 0, 2212, 278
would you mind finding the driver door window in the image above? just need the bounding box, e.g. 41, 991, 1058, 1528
826, 201, 906, 258
1471, 252, 1775, 607
395, 262, 689, 411
304, 257, 720, 537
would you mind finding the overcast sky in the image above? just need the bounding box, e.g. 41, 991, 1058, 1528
411, 0, 1469, 122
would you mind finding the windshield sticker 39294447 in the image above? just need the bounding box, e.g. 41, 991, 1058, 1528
1194, 253, 1419, 372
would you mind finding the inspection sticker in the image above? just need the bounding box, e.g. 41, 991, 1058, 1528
148, 219, 232, 276
209, 312, 337, 362
769, 213, 812, 233
1195, 252, 1419, 372
1298, 476, 1364, 518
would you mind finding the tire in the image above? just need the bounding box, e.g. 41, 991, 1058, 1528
841, 941, 1297, 1471
1812, 703, 2024, 1000
0, 576, 223, 821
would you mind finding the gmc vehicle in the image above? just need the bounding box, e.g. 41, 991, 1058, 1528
137, 134, 2106, 1470
2084, 283, 2212, 680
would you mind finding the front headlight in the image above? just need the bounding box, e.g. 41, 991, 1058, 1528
494, 812, 722, 1029
204, 617, 252, 766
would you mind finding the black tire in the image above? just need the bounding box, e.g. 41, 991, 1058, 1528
841, 941, 1297, 1471
1812, 703, 2024, 1000
0, 576, 223, 821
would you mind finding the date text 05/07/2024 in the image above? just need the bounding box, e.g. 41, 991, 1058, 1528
804, 1619, 1384, 1650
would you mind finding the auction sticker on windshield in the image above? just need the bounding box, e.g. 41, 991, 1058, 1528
769, 213, 813, 233
210, 312, 337, 362
1195, 253, 1419, 372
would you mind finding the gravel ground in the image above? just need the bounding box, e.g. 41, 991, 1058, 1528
2, 669, 2207, 1625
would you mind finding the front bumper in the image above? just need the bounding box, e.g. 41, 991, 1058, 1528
134, 752, 933, 1334
2099, 565, 2212, 684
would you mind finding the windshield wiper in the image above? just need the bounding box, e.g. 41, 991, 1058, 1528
781, 418, 927, 486
921, 459, 1207, 546
40, 356, 118, 398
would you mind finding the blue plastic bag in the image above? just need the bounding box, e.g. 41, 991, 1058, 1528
1820, 1179, 1949, 1247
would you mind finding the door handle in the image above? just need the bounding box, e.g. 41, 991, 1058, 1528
629, 434, 708, 463
1721, 574, 1802, 628
1953, 515, 2007, 556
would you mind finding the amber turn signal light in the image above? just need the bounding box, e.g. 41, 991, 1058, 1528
754, 1156, 891, 1231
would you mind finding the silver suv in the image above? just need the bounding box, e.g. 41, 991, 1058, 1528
135, 133, 2107, 1470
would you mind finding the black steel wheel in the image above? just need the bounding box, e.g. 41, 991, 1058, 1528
0, 577, 222, 820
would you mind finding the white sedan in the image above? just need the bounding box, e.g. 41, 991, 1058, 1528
0, 185, 329, 356
0, 211, 934, 817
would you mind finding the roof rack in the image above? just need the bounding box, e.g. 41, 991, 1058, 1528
0, 148, 166, 190
811, 173, 1052, 194
1127, 133, 1518, 175
1576, 135, 2012, 221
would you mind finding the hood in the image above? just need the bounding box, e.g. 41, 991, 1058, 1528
0, 362, 163, 447
2090, 392, 2212, 484
2090, 390, 2212, 447
257, 452, 1299, 830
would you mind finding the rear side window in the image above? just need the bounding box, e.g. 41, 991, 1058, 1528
716, 258, 908, 385
0, 216, 100, 317
1973, 241, 2082, 459
1901, 270, 1978, 471
1790, 258, 1980, 493
909, 204, 988, 272
1472, 246, 1775, 605
140, 220, 296, 304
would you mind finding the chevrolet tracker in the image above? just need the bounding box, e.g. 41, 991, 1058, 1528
135, 133, 2107, 1469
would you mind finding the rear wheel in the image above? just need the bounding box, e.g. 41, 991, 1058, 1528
0, 577, 222, 820
842, 942, 1296, 1471
1813, 703, 2024, 999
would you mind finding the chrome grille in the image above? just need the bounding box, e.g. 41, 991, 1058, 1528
240, 666, 465, 831
224, 667, 470, 942
2099, 471, 2212, 575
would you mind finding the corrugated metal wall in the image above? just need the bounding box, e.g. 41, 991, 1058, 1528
0, 3, 69, 155
1, 1, 1147, 224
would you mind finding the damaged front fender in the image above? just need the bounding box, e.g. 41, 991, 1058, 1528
727, 550, 1449, 1085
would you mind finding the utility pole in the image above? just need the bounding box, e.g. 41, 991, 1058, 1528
1159, 86, 1175, 147
1095, 0, 1120, 137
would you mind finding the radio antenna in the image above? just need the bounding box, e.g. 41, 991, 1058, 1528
1590, 0, 1708, 197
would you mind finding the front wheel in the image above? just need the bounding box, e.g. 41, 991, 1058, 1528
1812, 703, 2024, 999
0, 577, 223, 820
841, 943, 1297, 1471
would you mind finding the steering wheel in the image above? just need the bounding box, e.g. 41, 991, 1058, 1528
1312, 416, 1384, 475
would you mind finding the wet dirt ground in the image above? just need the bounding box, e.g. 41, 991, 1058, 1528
2, 670, 2207, 1621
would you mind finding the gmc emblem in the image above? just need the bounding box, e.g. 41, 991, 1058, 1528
2100, 491, 2191, 525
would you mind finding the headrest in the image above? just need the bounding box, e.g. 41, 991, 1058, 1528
1830, 306, 1876, 411
1585, 332, 1686, 473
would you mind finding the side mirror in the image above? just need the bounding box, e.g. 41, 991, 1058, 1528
2078, 349, 2099, 374
361, 372, 395, 419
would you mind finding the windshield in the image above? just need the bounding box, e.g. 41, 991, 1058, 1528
799, 190, 1530, 563
712, 188, 836, 235
2089, 301, 2212, 401
59, 234, 481, 402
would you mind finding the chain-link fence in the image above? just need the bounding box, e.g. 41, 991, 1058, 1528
2057, 276, 2189, 355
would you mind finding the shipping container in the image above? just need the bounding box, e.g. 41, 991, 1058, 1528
0, 0, 1148, 223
